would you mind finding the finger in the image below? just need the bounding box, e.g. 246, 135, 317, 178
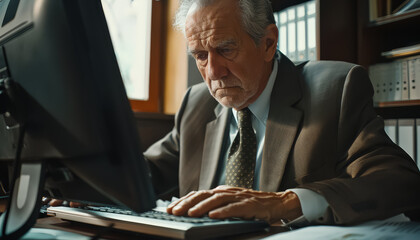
214, 187, 282, 198
170, 190, 214, 216
214, 185, 245, 191
49, 199, 64, 206
69, 202, 86, 208
42, 197, 51, 205
188, 192, 242, 217
167, 191, 197, 214
208, 198, 270, 221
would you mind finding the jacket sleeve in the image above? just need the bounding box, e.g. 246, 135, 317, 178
143, 88, 192, 199
300, 65, 420, 225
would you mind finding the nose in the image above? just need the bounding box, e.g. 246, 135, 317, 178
207, 52, 228, 80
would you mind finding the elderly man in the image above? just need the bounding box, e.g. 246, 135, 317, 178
144, 0, 420, 225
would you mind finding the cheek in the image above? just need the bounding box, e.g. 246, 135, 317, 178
236, 60, 265, 90
230, 67, 257, 91
197, 68, 214, 92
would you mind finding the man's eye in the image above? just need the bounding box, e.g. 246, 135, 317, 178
218, 48, 236, 59
219, 49, 232, 54
195, 52, 208, 61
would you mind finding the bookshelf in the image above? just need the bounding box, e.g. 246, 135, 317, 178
273, 0, 420, 165
369, 8, 420, 27
357, 0, 420, 166
357, 0, 420, 119
271, 0, 420, 118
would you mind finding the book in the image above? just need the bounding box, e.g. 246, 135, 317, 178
369, 64, 383, 103
369, 62, 403, 102
409, 57, 420, 100
416, 118, 420, 169
369, 0, 379, 21
416, 119, 420, 168
387, 61, 402, 101
402, 60, 410, 100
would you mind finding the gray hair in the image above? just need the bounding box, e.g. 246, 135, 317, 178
173, 0, 275, 44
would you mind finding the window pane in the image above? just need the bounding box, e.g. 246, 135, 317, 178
280, 12, 287, 23
297, 6, 305, 18
275, 0, 317, 62
308, 17, 316, 48
279, 26, 287, 54
297, 21, 306, 51
287, 8, 295, 20
307, 1, 316, 15
308, 16, 316, 60
288, 22, 296, 53
101, 0, 152, 100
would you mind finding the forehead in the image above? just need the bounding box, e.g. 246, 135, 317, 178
185, 1, 243, 48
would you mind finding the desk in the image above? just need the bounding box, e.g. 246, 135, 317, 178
0, 198, 6, 213
1, 200, 288, 239
34, 216, 289, 240
34, 217, 151, 240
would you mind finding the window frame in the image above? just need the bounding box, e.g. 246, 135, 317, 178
129, 0, 164, 113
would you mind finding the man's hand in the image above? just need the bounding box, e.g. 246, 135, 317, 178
42, 197, 85, 208
167, 186, 303, 224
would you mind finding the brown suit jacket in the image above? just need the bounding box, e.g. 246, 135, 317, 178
144, 54, 420, 224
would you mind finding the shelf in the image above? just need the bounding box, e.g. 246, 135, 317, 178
374, 100, 420, 119
368, 8, 420, 27
381, 43, 420, 58
375, 99, 420, 107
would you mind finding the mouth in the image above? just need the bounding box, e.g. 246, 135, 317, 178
214, 86, 240, 93
215, 85, 241, 90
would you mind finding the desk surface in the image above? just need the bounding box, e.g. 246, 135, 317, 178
34, 216, 289, 240
1, 200, 288, 239
0, 198, 6, 213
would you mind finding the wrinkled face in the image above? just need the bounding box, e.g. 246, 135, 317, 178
185, 0, 273, 110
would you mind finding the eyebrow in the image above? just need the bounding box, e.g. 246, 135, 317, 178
188, 39, 238, 55
188, 49, 200, 56
216, 39, 238, 49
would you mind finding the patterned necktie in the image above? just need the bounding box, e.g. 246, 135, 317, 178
225, 107, 257, 189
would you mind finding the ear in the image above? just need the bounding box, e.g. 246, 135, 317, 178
262, 24, 278, 62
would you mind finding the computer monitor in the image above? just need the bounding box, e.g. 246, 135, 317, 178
0, 0, 156, 239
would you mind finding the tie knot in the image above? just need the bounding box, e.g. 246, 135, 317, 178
237, 107, 252, 129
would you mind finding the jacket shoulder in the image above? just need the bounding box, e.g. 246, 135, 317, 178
299, 60, 362, 80
187, 82, 217, 107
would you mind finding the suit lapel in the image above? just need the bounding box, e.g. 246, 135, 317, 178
260, 54, 303, 192
199, 104, 229, 190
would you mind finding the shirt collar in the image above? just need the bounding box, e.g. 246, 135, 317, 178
232, 60, 278, 125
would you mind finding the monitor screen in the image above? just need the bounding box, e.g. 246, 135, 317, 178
0, 0, 156, 238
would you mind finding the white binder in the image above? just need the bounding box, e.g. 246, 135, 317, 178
409, 57, 420, 100
401, 60, 410, 100
384, 119, 398, 144
416, 119, 420, 170
397, 119, 416, 161
390, 61, 402, 101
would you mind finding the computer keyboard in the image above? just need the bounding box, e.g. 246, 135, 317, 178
47, 205, 270, 239
83, 205, 221, 224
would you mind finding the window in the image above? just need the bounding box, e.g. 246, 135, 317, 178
102, 0, 163, 112
274, 0, 316, 62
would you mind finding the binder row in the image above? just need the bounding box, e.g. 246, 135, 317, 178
384, 119, 420, 170
274, 0, 316, 62
369, 55, 420, 103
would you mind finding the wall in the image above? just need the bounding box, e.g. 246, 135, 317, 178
163, 0, 188, 114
